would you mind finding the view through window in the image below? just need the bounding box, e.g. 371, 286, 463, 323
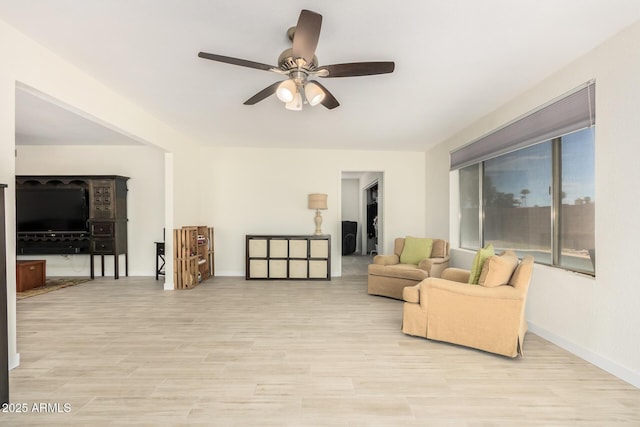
459, 127, 595, 275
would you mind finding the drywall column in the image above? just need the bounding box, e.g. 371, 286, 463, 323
164, 153, 174, 290
0, 77, 19, 369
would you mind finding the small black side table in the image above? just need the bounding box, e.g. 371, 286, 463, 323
155, 242, 165, 280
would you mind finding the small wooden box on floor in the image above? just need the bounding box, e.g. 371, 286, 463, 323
16, 260, 46, 292
173, 226, 214, 289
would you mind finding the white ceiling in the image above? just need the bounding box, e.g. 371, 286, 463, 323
3, 0, 640, 151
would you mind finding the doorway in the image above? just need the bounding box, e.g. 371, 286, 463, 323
340, 171, 383, 276
365, 181, 380, 255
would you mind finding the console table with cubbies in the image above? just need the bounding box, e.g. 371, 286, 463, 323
246, 235, 331, 280
173, 226, 214, 289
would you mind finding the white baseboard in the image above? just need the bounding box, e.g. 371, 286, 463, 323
528, 322, 640, 389
214, 271, 244, 277
9, 352, 20, 370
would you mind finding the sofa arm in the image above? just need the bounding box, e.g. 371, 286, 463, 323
402, 283, 421, 303
373, 254, 400, 266
418, 256, 450, 278
441, 268, 471, 283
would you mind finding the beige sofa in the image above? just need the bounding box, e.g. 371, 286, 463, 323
401, 255, 534, 357
367, 237, 450, 300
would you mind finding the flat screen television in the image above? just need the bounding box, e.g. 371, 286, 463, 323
16, 187, 89, 233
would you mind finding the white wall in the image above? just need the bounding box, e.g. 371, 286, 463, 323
341, 179, 359, 221
425, 141, 454, 240
15, 145, 165, 277
199, 147, 426, 277
425, 21, 640, 387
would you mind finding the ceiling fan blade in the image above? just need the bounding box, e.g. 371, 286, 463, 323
243, 81, 282, 105
318, 61, 395, 78
292, 10, 322, 64
309, 80, 340, 110
198, 52, 277, 72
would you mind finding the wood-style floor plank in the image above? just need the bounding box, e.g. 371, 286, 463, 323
5, 258, 640, 425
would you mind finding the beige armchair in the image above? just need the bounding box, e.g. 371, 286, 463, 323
367, 237, 450, 300
402, 255, 534, 357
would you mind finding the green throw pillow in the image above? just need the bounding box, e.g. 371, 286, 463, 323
468, 244, 495, 284
399, 236, 433, 265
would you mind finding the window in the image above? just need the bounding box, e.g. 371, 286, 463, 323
459, 163, 480, 249
483, 141, 553, 263
453, 82, 595, 275
458, 127, 595, 274
559, 128, 595, 272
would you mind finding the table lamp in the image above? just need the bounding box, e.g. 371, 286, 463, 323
308, 193, 328, 235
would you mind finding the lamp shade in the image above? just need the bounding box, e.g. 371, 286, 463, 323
285, 91, 303, 111
305, 81, 325, 106
308, 193, 328, 210
276, 79, 296, 103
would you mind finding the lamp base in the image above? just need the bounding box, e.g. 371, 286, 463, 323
314, 209, 323, 235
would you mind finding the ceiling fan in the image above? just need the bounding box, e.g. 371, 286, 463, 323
198, 9, 395, 110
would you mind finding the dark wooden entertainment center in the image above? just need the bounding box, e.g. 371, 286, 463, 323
16, 175, 129, 279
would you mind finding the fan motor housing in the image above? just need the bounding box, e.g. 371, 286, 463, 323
278, 48, 318, 71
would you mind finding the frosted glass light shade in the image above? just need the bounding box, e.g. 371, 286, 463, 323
305, 81, 325, 106
276, 79, 296, 103
285, 91, 303, 111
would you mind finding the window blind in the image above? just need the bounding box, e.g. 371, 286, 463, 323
450, 81, 595, 170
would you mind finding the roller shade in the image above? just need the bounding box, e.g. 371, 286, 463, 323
450, 81, 595, 170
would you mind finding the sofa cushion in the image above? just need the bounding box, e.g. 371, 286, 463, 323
431, 239, 447, 258
372, 254, 400, 266
368, 263, 430, 281
399, 236, 433, 265
468, 244, 494, 284
478, 250, 519, 287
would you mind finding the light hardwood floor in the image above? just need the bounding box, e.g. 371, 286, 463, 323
6, 263, 640, 426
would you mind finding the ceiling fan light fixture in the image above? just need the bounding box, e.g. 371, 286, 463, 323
305, 82, 325, 106
198, 10, 395, 110
285, 91, 303, 111
276, 79, 296, 103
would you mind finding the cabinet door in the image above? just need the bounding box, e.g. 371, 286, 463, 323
269, 239, 288, 258
310, 239, 329, 258
249, 260, 268, 278
309, 260, 328, 278
269, 260, 287, 278
289, 240, 307, 258
90, 180, 116, 219
289, 260, 308, 278
248, 239, 268, 258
